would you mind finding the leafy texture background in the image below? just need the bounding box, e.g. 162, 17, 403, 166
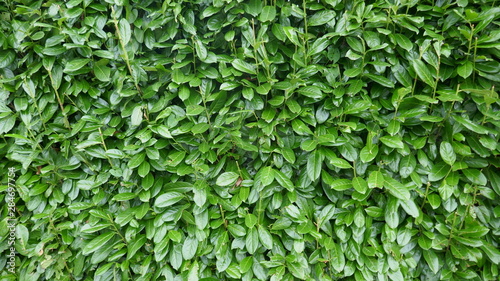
1, 0, 500, 280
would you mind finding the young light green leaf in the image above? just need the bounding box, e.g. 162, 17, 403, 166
131, 105, 143, 126
232, 59, 256, 74
182, 236, 198, 260
360, 145, 378, 163
246, 228, 259, 254
368, 170, 384, 188
412, 59, 436, 88
155, 192, 184, 208
82, 232, 115, 255
330, 179, 352, 191
307, 150, 323, 181
308, 36, 329, 56
297, 86, 323, 99
457, 60, 473, 78
352, 177, 368, 194
258, 166, 275, 186
259, 6, 276, 22
119, 18, 131, 45
64, 59, 90, 72
274, 170, 294, 191
399, 198, 420, 218
365, 73, 395, 88
380, 135, 404, 149
94, 61, 110, 82
384, 176, 411, 200
440, 141, 456, 166
258, 226, 273, 249
216, 172, 239, 186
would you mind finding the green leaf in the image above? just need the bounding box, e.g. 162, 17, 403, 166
155, 192, 184, 208
429, 163, 449, 182
228, 225, 246, 237
128, 152, 145, 169
246, 228, 259, 254
352, 177, 368, 194
307, 150, 323, 181
119, 18, 131, 45
331, 243, 345, 272
282, 148, 296, 164
0, 51, 15, 68
338, 143, 358, 162
454, 115, 491, 135
399, 198, 420, 218
82, 232, 115, 255
308, 10, 335, 26
463, 169, 487, 185
131, 105, 143, 126
232, 59, 256, 74
423, 250, 441, 274
112, 193, 136, 201
399, 154, 416, 178
182, 237, 198, 260
365, 73, 395, 88
216, 172, 239, 186
194, 38, 207, 60
329, 157, 352, 169
245, 214, 258, 228
188, 260, 199, 281
259, 6, 276, 22
453, 236, 483, 247
297, 86, 323, 99
330, 179, 352, 191
384, 176, 411, 200
127, 235, 146, 259
240, 256, 253, 273
360, 145, 378, 163
300, 139, 317, 151
308, 36, 329, 56
380, 135, 404, 149
94, 61, 111, 82
457, 60, 473, 78
258, 226, 273, 249
368, 170, 384, 189
481, 243, 500, 264
387, 119, 401, 135
440, 141, 456, 166
64, 59, 90, 72
156, 125, 173, 138
412, 59, 435, 88
283, 26, 301, 46
291, 119, 313, 135
394, 33, 413, 51
258, 166, 275, 186
274, 170, 294, 191
346, 36, 364, 53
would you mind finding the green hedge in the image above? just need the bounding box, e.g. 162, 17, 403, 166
1, 0, 500, 280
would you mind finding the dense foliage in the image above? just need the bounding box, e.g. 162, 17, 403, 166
1, 0, 500, 280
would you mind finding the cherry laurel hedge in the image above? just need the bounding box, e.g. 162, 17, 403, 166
1, 0, 500, 280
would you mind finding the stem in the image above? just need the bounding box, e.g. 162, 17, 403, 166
47, 70, 71, 129
219, 204, 228, 229
108, 214, 128, 244
23, 78, 47, 130
420, 182, 431, 210
302, 0, 309, 65
111, 7, 149, 119
447, 211, 458, 248
472, 36, 478, 83
251, 19, 260, 83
